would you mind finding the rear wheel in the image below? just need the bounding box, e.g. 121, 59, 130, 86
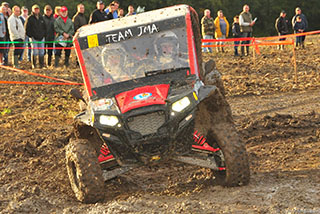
66, 138, 105, 203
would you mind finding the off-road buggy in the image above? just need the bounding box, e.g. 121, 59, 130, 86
68, 5, 250, 203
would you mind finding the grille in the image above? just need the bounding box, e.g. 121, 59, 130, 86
127, 111, 165, 136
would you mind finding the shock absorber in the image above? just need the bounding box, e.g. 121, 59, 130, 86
192, 130, 225, 171
192, 130, 221, 152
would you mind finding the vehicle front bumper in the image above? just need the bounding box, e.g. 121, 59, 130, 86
98, 108, 196, 166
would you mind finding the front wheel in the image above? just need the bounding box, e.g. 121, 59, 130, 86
193, 124, 250, 186
66, 138, 105, 203
207, 123, 250, 186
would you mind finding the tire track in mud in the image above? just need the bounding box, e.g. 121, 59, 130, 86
229, 89, 320, 119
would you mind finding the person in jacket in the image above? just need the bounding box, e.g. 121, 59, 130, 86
232, 15, 241, 56
89, 1, 109, 24
293, 16, 306, 48
292, 7, 308, 48
106, 3, 116, 20
25, 4, 47, 68
117, 8, 124, 18
2, 4, 10, 65
126, 5, 136, 16
18, 6, 31, 62
1, 2, 11, 17
214, 10, 229, 53
105, 1, 119, 19
72, 4, 87, 32
201, 9, 215, 53
239, 4, 255, 56
275, 10, 289, 50
0, 6, 7, 65
43, 5, 55, 67
54, 6, 74, 68
8, 5, 25, 68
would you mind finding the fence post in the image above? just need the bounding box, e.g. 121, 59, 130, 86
252, 37, 256, 67
291, 39, 297, 84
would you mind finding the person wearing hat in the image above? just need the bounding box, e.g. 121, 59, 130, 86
89, 1, 109, 24
275, 10, 289, 50
54, 6, 74, 68
292, 7, 308, 48
8, 5, 25, 68
43, 5, 55, 67
19, 6, 31, 62
1, 2, 11, 17
25, 4, 47, 68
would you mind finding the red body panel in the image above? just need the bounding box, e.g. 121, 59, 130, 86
74, 38, 93, 97
115, 84, 170, 113
185, 11, 198, 76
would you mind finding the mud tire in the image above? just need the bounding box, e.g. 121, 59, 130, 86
66, 138, 105, 203
207, 124, 250, 186
195, 88, 250, 186
73, 120, 104, 155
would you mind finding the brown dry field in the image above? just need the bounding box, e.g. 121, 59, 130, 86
0, 35, 319, 213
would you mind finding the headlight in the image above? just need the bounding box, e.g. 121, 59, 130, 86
99, 115, 119, 126
172, 97, 191, 112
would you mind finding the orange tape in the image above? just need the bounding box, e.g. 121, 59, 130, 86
203, 43, 252, 47
202, 30, 320, 43
258, 30, 320, 41
256, 41, 294, 46
202, 37, 251, 43
202, 40, 293, 48
0, 65, 80, 84
0, 80, 83, 85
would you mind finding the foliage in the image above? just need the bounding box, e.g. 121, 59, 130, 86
7, 0, 320, 36
1, 108, 11, 115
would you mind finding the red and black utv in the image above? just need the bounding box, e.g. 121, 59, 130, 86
67, 5, 250, 203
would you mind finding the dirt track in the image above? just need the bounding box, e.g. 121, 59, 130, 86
0, 36, 320, 213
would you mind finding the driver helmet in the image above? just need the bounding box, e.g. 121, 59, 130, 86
154, 31, 179, 58
101, 43, 127, 69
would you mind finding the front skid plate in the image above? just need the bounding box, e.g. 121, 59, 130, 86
172, 156, 219, 170
102, 155, 219, 181
102, 166, 136, 181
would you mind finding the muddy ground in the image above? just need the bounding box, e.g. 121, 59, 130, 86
0, 35, 320, 213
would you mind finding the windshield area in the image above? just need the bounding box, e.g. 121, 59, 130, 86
81, 27, 189, 88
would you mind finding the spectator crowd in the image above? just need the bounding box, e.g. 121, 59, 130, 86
201, 4, 309, 56
0, 1, 311, 69
0, 1, 137, 69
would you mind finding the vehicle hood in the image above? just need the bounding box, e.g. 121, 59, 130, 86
115, 84, 170, 113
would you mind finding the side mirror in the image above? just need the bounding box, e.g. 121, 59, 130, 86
70, 88, 86, 103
